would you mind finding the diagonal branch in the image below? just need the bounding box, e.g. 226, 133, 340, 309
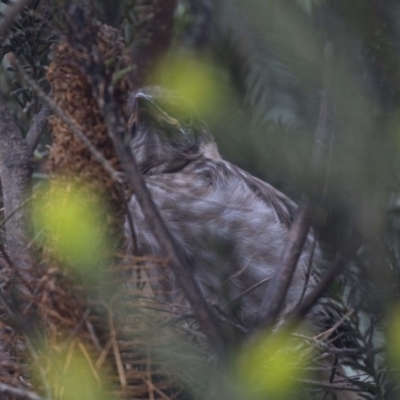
25, 100, 52, 154
0, 0, 31, 39
253, 203, 310, 329
65, 2, 229, 353
292, 237, 360, 321
10, 55, 122, 184
99, 87, 229, 357
253, 41, 334, 331
0, 382, 45, 400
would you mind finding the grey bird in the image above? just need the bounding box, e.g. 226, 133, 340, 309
126, 87, 322, 328
125, 87, 363, 400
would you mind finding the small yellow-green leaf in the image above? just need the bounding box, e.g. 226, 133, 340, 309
234, 330, 307, 399
151, 54, 224, 119
34, 179, 110, 276
36, 342, 110, 400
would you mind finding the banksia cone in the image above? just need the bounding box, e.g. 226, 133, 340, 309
46, 21, 131, 243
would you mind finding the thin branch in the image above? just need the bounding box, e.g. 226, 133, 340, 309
0, 291, 52, 400
253, 41, 334, 330
9, 55, 122, 184
63, 6, 228, 356
253, 203, 310, 329
100, 89, 229, 357
0, 382, 46, 400
25, 100, 52, 154
292, 239, 359, 320
298, 378, 364, 392
0, 0, 31, 39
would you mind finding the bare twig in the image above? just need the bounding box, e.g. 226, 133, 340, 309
0, 382, 46, 400
108, 308, 126, 388
62, 6, 229, 356
25, 100, 52, 153
292, 239, 358, 320
253, 203, 311, 329
10, 55, 122, 184
0, 0, 31, 39
100, 88, 228, 357
298, 378, 364, 392
253, 41, 334, 330
0, 292, 52, 400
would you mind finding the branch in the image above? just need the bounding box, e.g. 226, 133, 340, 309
253, 203, 310, 329
0, 382, 46, 400
10, 55, 122, 184
65, 3, 229, 353
291, 237, 359, 321
25, 100, 52, 154
253, 41, 334, 330
0, 92, 33, 281
129, 0, 177, 90
0, 0, 31, 39
100, 89, 229, 357
298, 379, 364, 392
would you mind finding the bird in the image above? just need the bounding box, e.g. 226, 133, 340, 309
124, 86, 324, 330
124, 87, 366, 400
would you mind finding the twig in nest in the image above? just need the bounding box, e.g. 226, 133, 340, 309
107, 306, 126, 387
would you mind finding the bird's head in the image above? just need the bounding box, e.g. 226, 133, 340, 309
128, 87, 220, 174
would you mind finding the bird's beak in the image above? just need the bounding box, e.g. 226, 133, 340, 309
128, 93, 181, 130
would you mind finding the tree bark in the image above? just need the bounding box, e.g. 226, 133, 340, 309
0, 93, 33, 291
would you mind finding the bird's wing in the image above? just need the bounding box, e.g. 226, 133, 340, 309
224, 161, 299, 228
142, 156, 300, 232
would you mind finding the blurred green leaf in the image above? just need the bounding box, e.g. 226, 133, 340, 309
151, 53, 225, 120
36, 341, 110, 400
387, 306, 400, 369
234, 330, 307, 399
34, 179, 111, 276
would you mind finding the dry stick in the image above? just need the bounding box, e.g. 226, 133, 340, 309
0, 382, 45, 400
298, 379, 364, 392
0, 291, 53, 400
25, 100, 52, 153
253, 203, 311, 329
99, 86, 228, 357
253, 41, 334, 331
0, 0, 31, 39
9, 55, 122, 185
66, 4, 228, 355
292, 243, 354, 321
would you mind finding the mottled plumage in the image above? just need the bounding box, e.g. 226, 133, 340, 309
124, 88, 364, 400
125, 87, 323, 329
